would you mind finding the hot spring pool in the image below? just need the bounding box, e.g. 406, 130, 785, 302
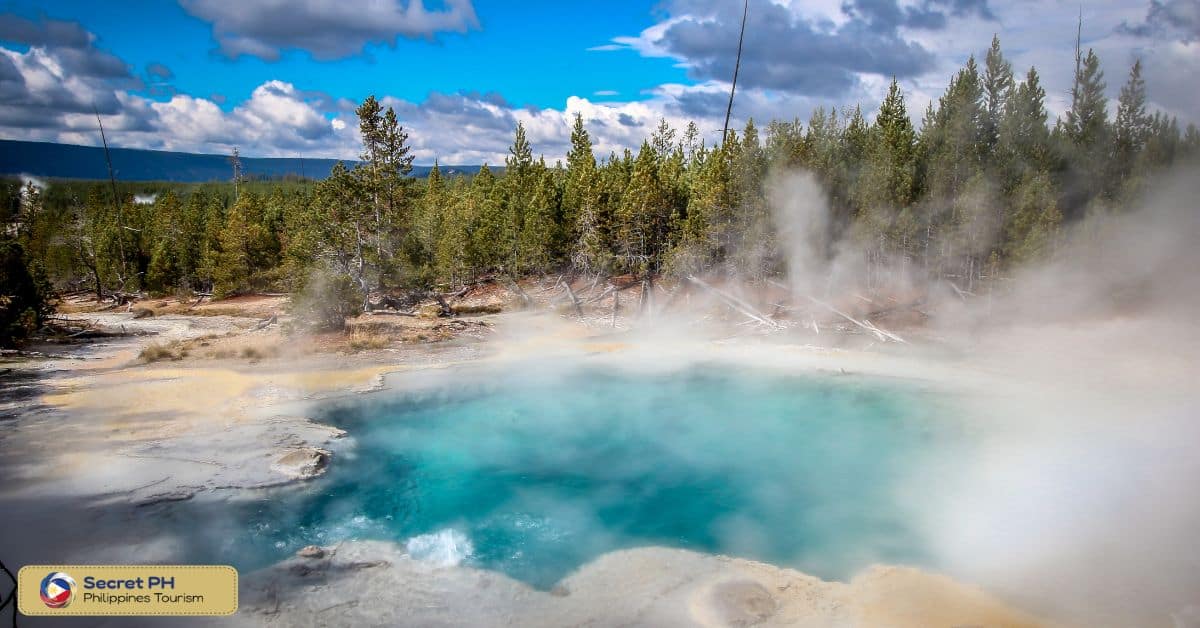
177, 363, 969, 589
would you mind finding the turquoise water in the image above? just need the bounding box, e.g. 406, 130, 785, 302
180, 363, 966, 589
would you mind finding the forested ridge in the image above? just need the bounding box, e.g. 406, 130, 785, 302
3, 36, 1198, 341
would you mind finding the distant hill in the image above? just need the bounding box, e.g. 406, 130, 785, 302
0, 139, 485, 182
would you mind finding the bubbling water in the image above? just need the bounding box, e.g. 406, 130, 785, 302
406, 529, 475, 566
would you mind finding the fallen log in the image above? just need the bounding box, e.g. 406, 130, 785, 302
765, 279, 904, 342
804, 295, 905, 343
501, 276, 532, 308
365, 310, 418, 317
250, 315, 278, 331
584, 275, 600, 296
945, 280, 975, 301
443, 285, 471, 301
559, 278, 583, 317
581, 285, 614, 306
542, 274, 564, 294
860, 318, 905, 343
686, 276, 781, 328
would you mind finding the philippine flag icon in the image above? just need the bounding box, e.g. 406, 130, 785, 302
39, 572, 76, 609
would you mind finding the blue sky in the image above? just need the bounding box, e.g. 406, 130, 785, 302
1, 0, 686, 110
1, 0, 1196, 163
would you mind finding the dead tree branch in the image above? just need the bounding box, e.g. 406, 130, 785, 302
686, 276, 781, 328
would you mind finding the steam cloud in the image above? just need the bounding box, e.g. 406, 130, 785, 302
924, 171, 1200, 627
768, 167, 1200, 626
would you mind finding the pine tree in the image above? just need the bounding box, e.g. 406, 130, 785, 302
615, 141, 669, 273
506, 122, 534, 176
1065, 49, 1109, 151
569, 130, 612, 275
923, 58, 985, 202
842, 106, 869, 167
670, 140, 734, 274
1110, 58, 1150, 196
800, 108, 846, 219
497, 123, 537, 270
519, 161, 560, 273
433, 174, 471, 283
764, 118, 803, 169
681, 121, 703, 163
146, 191, 183, 293
469, 163, 505, 271
732, 119, 771, 276
859, 78, 917, 214
1006, 173, 1062, 262
657, 141, 688, 259
998, 66, 1052, 189
296, 161, 372, 305
649, 118, 677, 158
351, 96, 416, 288
563, 113, 596, 245
982, 35, 1014, 154
1138, 113, 1181, 171
213, 201, 252, 298
417, 160, 447, 277
1059, 47, 1109, 213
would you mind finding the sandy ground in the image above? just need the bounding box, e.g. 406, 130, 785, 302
0, 293, 1053, 627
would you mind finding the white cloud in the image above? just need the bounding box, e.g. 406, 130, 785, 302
180, 0, 480, 61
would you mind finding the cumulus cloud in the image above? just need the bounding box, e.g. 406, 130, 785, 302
0, 14, 131, 79
105, 81, 350, 155
3, 3, 1197, 169
0, 13, 92, 48
1118, 0, 1200, 42
593, 0, 996, 99
0, 13, 140, 134
180, 0, 480, 61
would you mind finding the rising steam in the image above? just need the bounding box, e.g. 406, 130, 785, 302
768, 166, 1200, 627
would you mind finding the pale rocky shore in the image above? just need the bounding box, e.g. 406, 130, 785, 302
0, 307, 1053, 628
202, 540, 1043, 628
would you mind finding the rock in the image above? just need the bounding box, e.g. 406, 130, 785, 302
271, 447, 330, 479
708, 580, 777, 627
297, 545, 326, 559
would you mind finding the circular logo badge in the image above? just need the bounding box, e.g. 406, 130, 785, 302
39, 572, 76, 609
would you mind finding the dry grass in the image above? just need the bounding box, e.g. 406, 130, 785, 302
451, 303, 503, 315
138, 333, 285, 362
234, 344, 280, 361
138, 342, 187, 363
347, 329, 392, 351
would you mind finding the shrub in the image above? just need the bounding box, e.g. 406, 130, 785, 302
289, 272, 363, 331
139, 342, 186, 362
